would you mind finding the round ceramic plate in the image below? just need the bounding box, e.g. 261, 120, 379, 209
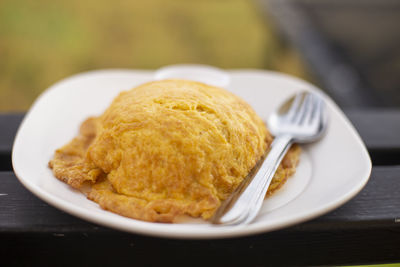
12, 66, 371, 239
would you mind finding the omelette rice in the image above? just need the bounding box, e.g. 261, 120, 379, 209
49, 79, 300, 223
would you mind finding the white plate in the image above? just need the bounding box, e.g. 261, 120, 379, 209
12, 67, 371, 239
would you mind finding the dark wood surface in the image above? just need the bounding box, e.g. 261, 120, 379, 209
1, 111, 400, 266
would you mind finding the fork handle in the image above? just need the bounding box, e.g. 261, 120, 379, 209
211, 134, 293, 225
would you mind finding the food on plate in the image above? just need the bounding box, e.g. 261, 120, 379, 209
49, 79, 300, 222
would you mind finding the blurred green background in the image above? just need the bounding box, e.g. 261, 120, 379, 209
0, 0, 309, 111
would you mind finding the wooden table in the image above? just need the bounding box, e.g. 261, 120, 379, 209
1, 111, 400, 266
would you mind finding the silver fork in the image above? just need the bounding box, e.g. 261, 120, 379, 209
211, 91, 328, 225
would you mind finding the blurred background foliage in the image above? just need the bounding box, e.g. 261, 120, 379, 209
0, 0, 309, 111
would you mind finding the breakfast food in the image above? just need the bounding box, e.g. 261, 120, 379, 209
49, 79, 300, 222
